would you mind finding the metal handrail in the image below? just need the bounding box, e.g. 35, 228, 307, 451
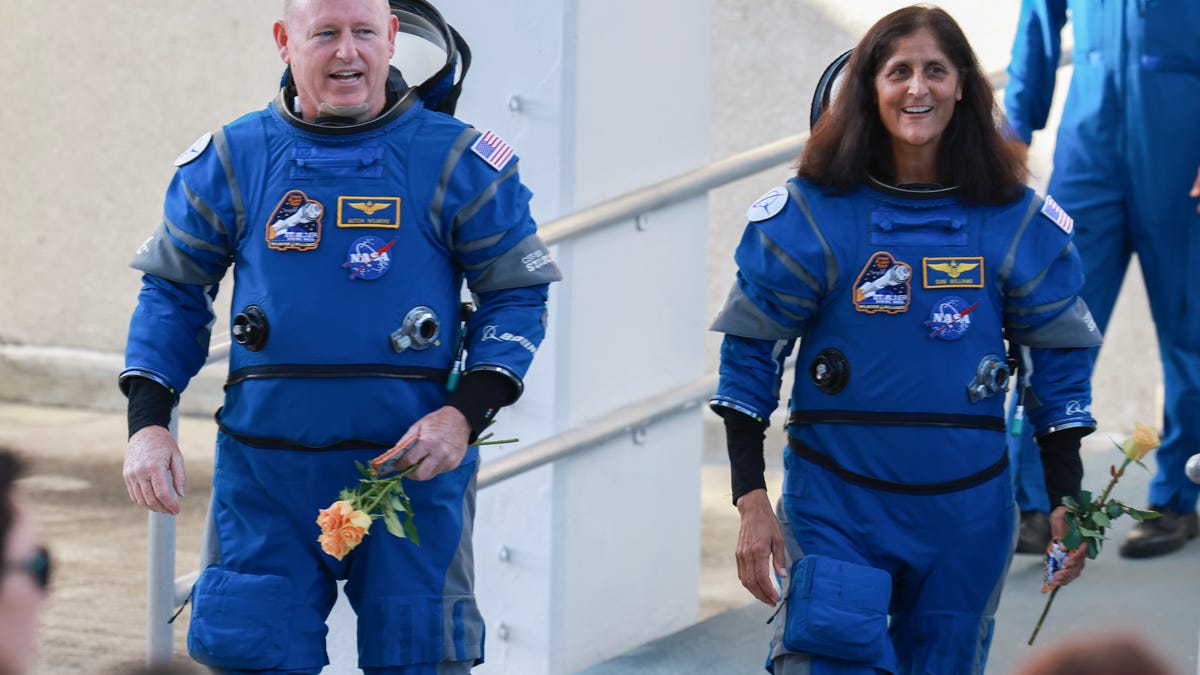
479, 373, 718, 488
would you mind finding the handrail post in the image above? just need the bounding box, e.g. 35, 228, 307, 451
146, 409, 180, 664
147, 512, 177, 663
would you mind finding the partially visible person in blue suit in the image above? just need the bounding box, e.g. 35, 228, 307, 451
1004, 0, 1200, 557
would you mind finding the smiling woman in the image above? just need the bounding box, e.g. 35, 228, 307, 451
873, 30, 963, 183
709, 5, 1103, 674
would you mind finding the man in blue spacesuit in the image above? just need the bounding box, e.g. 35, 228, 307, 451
1004, 0, 1200, 558
119, 1, 560, 672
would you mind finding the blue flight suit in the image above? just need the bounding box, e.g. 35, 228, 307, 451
1005, 0, 1200, 517
711, 177, 1098, 673
122, 81, 560, 673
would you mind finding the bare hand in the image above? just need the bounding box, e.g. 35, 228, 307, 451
387, 406, 471, 481
1047, 505, 1087, 588
734, 489, 789, 605
123, 425, 186, 514
1190, 165, 1200, 213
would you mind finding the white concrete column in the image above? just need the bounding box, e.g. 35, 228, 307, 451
441, 2, 711, 674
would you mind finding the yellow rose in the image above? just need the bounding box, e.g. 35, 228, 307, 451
1121, 422, 1161, 461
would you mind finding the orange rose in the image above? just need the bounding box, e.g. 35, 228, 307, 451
316, 500, 372, 560
1121, 422, 1161, 461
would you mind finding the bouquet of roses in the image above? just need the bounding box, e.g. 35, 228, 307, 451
316, 432, 515, 560
1028, 422, 1163, 645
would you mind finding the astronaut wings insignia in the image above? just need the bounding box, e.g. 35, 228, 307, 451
927, 261, 979, 278
348, 201, 390, 216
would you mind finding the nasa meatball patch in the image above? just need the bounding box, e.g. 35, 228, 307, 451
344, 236, 396, 280
925, 296, 978, 340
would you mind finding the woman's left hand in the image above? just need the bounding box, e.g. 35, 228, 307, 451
1047, 505, 1088, 588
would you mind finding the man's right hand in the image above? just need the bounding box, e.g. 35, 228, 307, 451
123, 425, 187, 514
735, 488, 788, 606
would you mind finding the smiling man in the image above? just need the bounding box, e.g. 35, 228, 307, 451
119, 1, 561, 672
277, 0, 398, 122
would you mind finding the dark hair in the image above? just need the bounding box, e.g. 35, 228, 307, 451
799, 4, 1024, 204
0, 450, 25, 565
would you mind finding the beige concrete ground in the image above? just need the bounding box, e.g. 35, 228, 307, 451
0, 405, 214, 674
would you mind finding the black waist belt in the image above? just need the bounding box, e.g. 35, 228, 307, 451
787, 410, 1006, 432
215, 409, 393, 451
787, 435, 1009, 495
225, 364, 450, 388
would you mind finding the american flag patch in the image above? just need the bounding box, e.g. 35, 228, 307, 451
470, 130, 515, 171
1040, 195, 1074, 234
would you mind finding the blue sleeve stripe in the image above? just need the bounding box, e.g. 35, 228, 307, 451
787, 181, 839, 290
450, 161, 520, 243
998, 193, 1042, 288
181, 180, 229, 240
211, 129, 248, 244
431, 128, 479, 245
756, 229, 823, 297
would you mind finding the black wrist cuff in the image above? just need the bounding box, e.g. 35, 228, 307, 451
445, 370, 517, 438
715, 407, 768, 505
1038, 426, 1088, 509
126, 377, 175, 439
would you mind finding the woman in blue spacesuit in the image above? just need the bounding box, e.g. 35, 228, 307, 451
711, 6, 1101, 674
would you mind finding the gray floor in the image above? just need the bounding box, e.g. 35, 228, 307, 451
582, 439, 1200, 675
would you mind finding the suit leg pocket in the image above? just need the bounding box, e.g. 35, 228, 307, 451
782, 554, 892, 661
187, 565, 293, 670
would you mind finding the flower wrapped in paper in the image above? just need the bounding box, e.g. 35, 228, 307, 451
1028, 423, 1164, 644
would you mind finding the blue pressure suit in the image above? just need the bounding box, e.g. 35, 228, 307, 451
1005, 0, 1200, 517
711, 178, 1099, 673
121, 78, 560, 673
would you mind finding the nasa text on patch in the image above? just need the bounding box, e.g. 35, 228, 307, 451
337, 197, 401, 229
343, 236, 396, 280
266, 189, 324, 251
924, 295, 977, 341
922, 257, 984, 289
470, 130, 515, 171
1040, 195, 1074, 234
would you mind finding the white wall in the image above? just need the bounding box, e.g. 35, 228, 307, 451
436, 2, 711, 672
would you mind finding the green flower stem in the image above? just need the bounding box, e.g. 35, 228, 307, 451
1095, 458, 1130, 505
1028, 455, 1133, 645
1028, 587, 1059, 646
357, 465, 417, 517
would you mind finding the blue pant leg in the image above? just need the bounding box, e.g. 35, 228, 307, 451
346, 459, 483, 670
769, 463, 894, 675
886, 472, 1015, 675
1124, 82, 1200, 512
1006, 391, 1048, 513
189, 435, 352, 674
